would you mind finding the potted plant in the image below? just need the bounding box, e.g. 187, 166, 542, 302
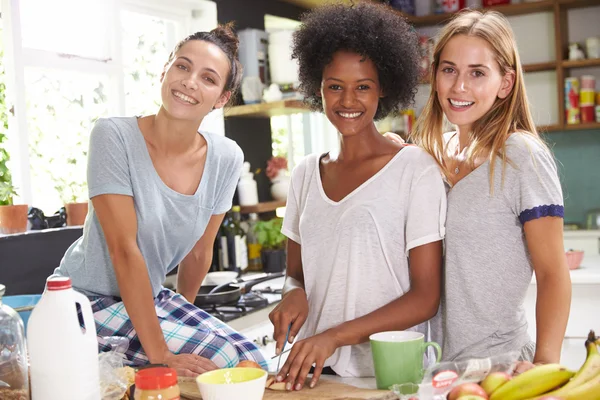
54, 171, 88, 226
0, 181, 28, 234
265, 156, 289, 201
254, 217, 286, 273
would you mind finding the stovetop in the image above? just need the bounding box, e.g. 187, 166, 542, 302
202, 288, 282, 322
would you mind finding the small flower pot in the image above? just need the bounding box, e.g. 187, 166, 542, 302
65, 202, 89, 226
0, 204, 29, 234
261, 248, 286, 273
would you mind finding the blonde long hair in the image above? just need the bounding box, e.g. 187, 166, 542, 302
410, 10, 547, 190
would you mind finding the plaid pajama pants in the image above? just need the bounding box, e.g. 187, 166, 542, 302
86, 288, 267, 369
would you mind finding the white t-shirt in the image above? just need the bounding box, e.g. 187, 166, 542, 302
281, 146, 447, 377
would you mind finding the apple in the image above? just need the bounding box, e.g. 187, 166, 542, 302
265, 376, 275, 388
480, 372, 512, 395
236, 360, 263, 369
264, 376, 288, 391
457, 396, 488, 400
448, 383, 489, 400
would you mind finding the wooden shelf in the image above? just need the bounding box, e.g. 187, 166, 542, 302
562, 58, 600, 69
558, 0, 600, 10
563, 122, 600, 131
523, 61, 558, 73
539, 124, 564, 132
277, 0, 373, 8
239, 200, 286, 214
402, 0, 555, 27
224, 100, 310, 118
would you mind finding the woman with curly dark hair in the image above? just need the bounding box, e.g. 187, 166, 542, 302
268, 2, 446, 390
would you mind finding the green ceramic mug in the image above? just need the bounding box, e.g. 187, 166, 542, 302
370, 331, 441, 390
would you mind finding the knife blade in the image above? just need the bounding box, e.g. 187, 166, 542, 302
276, 324, 292, 372
270, 347, 291, 359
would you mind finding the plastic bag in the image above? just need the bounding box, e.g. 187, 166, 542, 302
98, 337, 134, 400
418, 351, 520, 399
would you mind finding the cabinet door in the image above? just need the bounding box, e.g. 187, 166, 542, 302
566, 284, 600, 337
525, 283, 600, 338
561, 337, 586, 371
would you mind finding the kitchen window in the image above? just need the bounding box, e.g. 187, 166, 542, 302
1, 0, 216, 214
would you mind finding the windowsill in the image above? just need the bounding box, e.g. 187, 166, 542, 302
0, 225, 83, 239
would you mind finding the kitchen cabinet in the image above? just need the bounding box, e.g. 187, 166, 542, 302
524, 254, 600, 369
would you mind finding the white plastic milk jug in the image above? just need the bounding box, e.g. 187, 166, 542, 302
27, 277, 101, 400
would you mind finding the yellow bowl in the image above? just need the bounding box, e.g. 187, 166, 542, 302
196, 367, 267, 400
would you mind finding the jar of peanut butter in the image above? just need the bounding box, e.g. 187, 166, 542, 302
134, 367, 180, 400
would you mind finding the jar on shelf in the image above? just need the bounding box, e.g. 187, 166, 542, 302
0, 284, 29, 400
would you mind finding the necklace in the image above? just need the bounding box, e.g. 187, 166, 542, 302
453, 138, 464, 175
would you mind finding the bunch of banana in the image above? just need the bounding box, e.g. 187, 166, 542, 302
531, 330, 600, 400
485, 330, 600, 400
488, 363, 575, 400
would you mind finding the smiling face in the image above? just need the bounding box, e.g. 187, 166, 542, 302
160, 40, 231, 122
320, 51, 383, 136
435, 34, 514, 134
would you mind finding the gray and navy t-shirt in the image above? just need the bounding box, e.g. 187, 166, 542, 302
54, 117, 243, 298
434, 132, 564, 361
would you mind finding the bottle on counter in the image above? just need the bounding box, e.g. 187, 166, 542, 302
222, 206, 248, 272
246, 213, 263, 272
0, 284, 29, 399
27, 277, 101, 400
218, 213, 232, 271
237, 161, 259, 206
134, 367, 180, 400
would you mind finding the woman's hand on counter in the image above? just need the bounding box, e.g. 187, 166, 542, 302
162, 352, 218, 377
276, 330, 338, 391
269, 288, 309, 355
513, 360, 542, 376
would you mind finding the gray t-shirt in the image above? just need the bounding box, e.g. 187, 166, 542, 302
435, 133, 564, 361
54, 117, 243, 297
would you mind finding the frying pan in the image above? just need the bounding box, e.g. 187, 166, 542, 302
194, 272, 285, 308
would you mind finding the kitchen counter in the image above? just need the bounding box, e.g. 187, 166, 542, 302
321, 375, 377, 389
530, 254, 600, 284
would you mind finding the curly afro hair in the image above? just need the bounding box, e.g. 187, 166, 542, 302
292, 2, 420, 120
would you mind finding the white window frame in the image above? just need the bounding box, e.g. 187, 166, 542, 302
1, 0, 215, 206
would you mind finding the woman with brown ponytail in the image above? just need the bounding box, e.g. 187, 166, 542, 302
52, 24, 267, 377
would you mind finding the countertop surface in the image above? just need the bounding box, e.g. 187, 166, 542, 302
531, 254, 600, 285
321, 375, 376, 389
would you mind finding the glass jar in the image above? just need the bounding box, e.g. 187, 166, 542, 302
134, 367, 180, 400
0, 284, 30, 399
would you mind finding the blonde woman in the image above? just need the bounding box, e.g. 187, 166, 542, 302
406, 10, 571, 372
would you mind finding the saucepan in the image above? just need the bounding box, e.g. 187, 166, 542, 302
194, 272, 285, 308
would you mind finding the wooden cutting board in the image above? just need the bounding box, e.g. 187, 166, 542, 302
178, 377, 396, 400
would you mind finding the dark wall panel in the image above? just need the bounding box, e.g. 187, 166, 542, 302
216, 0, 304, 30
225, 118, 273, 203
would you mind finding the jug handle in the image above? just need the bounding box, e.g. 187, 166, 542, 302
72, 290, 97, 337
